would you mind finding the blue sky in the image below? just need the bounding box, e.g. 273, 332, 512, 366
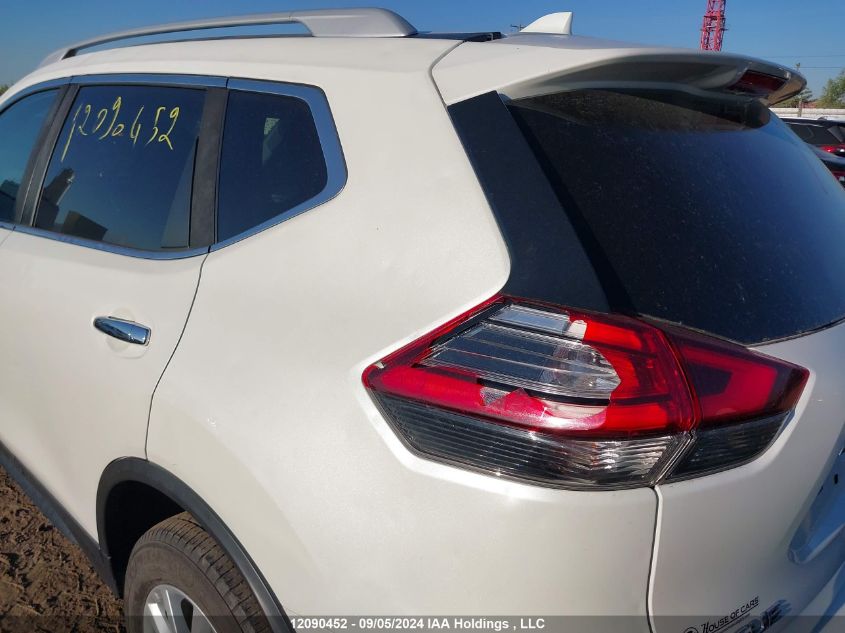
3, 0, 843, 97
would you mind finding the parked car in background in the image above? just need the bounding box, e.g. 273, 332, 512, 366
1, 8, 845, 633
781, 117, 845, 156
812, 145, 845, 186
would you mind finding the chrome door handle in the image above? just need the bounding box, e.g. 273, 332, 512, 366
94, 316, 151, 346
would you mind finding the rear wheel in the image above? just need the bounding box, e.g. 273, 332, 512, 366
124, 513, 270, 633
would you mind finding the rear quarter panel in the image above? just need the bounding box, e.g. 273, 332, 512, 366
146, 50, 658, 619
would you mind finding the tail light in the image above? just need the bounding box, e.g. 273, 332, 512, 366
820, 145, 845, 157
363, 297, 808, 489
728, 70, 787, 97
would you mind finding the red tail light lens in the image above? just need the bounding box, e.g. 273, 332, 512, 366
364, 297, 808, 488
831, 170, 845, 185
728, 70, 787, 96
367, 302, 694, 436
665, 327, 807, 427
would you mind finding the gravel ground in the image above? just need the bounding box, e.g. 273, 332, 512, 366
0, 467, 124, 632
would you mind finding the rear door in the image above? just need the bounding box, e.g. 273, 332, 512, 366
0, 80, 210, 536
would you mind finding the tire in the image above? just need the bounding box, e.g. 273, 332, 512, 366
124, 512, 271, 633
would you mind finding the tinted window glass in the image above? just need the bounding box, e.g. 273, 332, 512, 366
809, 125, 842, 145
35, 85, 204, 251
0, 90, 57, 222
789, 123, 843, 146
217, 91, 327, 241
787, 123, 813, 141
509, 89, 845, 344
827, 124, 845, 143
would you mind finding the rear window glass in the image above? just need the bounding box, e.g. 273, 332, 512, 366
35, 85, 205, 251
509, 89, 845, 344
217, 91, 327, 242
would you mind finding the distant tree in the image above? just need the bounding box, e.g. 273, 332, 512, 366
817, 70, 845, 108
0, 85, 8, 97
777, 87, 813, 108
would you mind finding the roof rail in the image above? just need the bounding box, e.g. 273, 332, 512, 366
39, 8, 418, 67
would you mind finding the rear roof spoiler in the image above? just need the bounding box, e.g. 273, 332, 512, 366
434, 36, 806, 106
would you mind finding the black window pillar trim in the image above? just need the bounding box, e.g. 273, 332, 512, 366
0, 77, 70, 226
97, 457, 293, 633
19, 83, 79, 227
446, 91, 613, 314
13, 83, 70, 226
190, 87, 227, 248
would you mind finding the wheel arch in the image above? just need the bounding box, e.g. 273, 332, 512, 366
97, 457, 292, 633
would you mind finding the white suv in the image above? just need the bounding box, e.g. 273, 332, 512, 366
1, 8, 844, 633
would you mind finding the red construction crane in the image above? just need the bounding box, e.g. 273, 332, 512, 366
700, 0, 727, 51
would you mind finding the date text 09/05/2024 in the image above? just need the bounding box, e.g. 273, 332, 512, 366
289, 618, 548, 631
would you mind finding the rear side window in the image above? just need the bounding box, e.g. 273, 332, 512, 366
0, 90, 58, 223
789, 123, 842, 145
35, 85, 205, 251
788, 123, 813, 141
216, 90, 328, 242
508, 89, 845, 344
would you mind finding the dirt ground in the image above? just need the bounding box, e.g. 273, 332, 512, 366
0, 466, 124, 632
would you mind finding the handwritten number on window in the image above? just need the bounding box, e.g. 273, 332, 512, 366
98, 97, 122, 140
92, 107, 108, 135
78, 105, 92, 136
61, 96, 183, 162
60, 104, 82, 162
130, 106, 144, 147
159, 108, 180, 150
